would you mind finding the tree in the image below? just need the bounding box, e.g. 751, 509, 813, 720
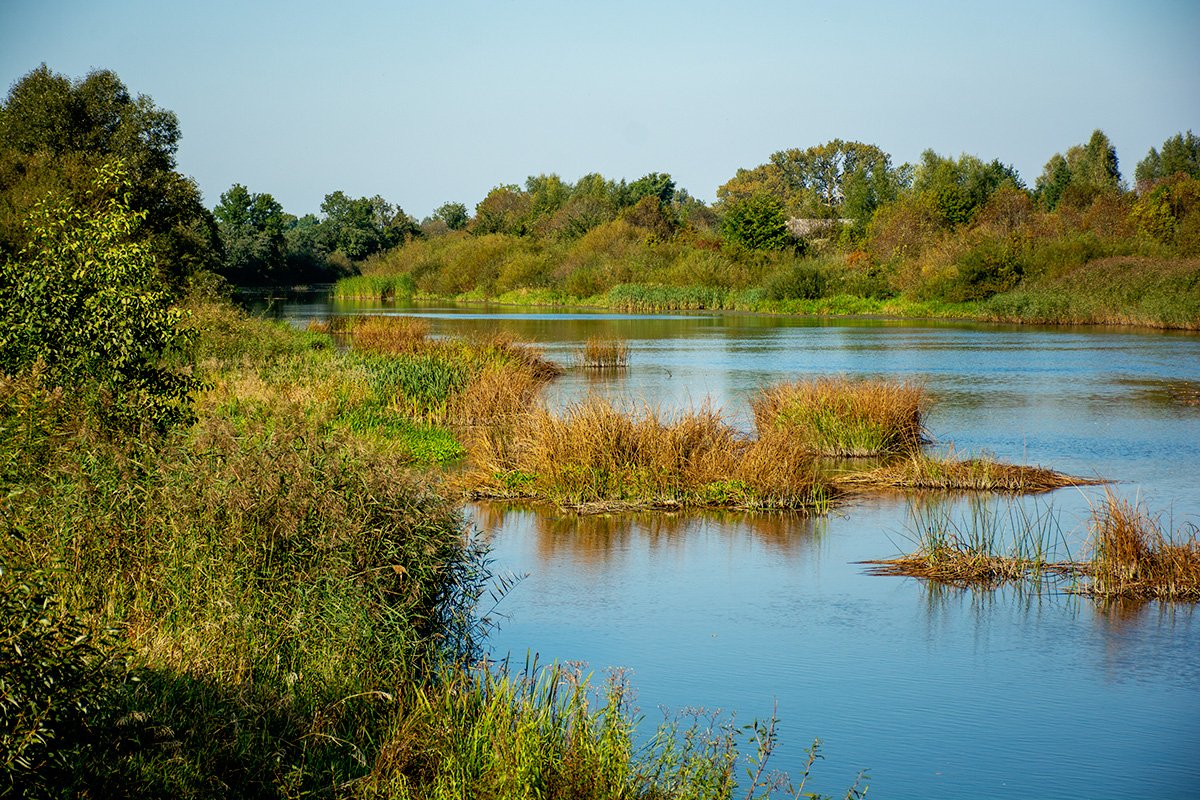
432, 201, 469, 231
625, 172, 676, 207
769, 140, 897, 218
1036, 129, 1123, 210
320, 191, 419, 260
721, 193, 793, 251
1135, 131, 1200, 189
0, 64, 217, 283
213, 183, 286, 284
470, 185, 532, 236
913, 151, 1022, 226
0, 162, 195, 429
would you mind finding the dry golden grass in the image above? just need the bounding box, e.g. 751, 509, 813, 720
862, 544, 1075, 586
579, 337, 629, 370
450, 365, 547, 427
839, 451, 1097, 492
752, 377, 926, 456
1079, 492, 1200, 601
465, 396, 831, 511
340, 315, 432, 354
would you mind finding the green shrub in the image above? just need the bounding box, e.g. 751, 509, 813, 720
0, 162, 197, 431
763, 263, 827, 301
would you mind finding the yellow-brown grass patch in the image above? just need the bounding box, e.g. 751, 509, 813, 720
752, 377, 926, 456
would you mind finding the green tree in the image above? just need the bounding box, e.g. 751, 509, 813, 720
213, 183, 286, 284
433, 201, 469, 231
1135, 131, 1200, 188
470, 185, 532, 236
320, 191, 419, 260
1036, 129, 1123, 210
0, 64, 218, 283
721, 193, 793, 251
624, 172, 676, 207
769, 140, 898, 218
913, 150, 1022, 226
0, 162, 196, 429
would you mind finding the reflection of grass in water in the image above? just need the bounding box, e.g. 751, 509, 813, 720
1113, 377, 1200, 409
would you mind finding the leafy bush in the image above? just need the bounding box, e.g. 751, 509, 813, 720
0, 162, 196, 431
763, 262, 827, 301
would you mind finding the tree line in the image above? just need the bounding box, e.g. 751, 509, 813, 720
3, 64, 1199, 299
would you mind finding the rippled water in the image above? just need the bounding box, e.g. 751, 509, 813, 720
274, 295, 1200, 799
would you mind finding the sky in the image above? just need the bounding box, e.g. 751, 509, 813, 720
2, 0, 1198, 219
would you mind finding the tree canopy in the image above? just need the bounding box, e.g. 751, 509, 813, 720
0, 64, 217, 283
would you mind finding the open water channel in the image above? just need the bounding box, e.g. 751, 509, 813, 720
272, 295, 1200, 799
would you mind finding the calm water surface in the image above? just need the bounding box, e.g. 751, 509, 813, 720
275, 296, 1200, 799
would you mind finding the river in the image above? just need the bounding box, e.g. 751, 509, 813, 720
270, 294, 1200, 799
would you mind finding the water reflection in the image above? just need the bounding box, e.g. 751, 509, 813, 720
471, 502, 826, 568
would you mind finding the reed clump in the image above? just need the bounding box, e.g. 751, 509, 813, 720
862, 499, 1076, 586
466, 396, 832, 511
362, 661, 746, 799
1079, 491, 1200, 601
752, 377, 927, 457
840, 450, 1096, 492
579, 336, 630, 370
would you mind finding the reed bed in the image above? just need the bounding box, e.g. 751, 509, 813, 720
362, 660, 746, 799
862, 498, 1077, 586
752, 377, 927, 457
1076, 491, 1200, 601
839, 450, 1096, 493
579, 336, 630, 370
466, 396, 832, 511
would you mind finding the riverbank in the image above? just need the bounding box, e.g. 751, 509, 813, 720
332, 231, 1200, 331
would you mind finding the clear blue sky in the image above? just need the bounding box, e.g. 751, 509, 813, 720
3, 0, 1198, 219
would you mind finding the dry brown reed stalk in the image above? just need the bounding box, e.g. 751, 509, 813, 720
579, 337, 629, 370
1078, 491, 1200, 601
344, 315, 432, 354
751, 376, 926, 457
838, 451, 1097, 493
450, 365, 545, 428
462, 329, 564, 381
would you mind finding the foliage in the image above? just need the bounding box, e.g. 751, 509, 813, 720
1135, 130, 1200, 188
432, 200, 469, 231
721, 193, 793, 251
321, 190, 420, 260
1036, 129, 1122, 210
0, 64, 217, 283
0, 162, 196, 430
763, 262, 826, 301
212, 183, 286, 284
0, 561, 123, 798
912, 150, 1022, 227
1130, 174, 1200, 255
